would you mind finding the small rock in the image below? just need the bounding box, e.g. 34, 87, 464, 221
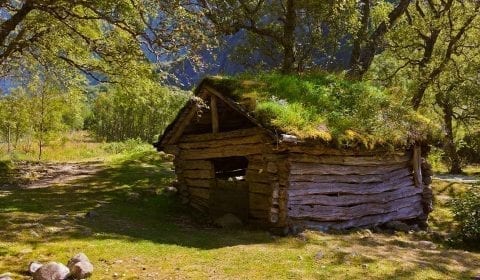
314, 251, 324, 261
165, 186, 178, 196
0, 273, 13, 280
33, 262, 70, 280
28, 261, 43, 274
362, 264, 368, 269
214, 213, 243, 229
297, 255, 303, 260
70, 261, 93, 279
67, 253, 93, 279
385, 221, 410, 232
417, 240, 437, 250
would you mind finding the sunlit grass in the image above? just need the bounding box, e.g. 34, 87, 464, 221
0, 134, 479, 279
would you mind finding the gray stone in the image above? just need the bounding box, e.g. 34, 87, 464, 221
0, 273, 13, 280
70, 261, 93, 279
214, 213, 243, 229
28, 261, 43, 274
33, 262, 70, 280
68, 253, 93, 279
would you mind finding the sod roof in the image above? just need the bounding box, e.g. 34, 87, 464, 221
197, 72, 435, 149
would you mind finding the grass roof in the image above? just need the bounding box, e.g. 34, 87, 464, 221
203, 72, 436, 149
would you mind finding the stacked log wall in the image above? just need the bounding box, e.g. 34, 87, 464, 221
172, 128, 283, 226
286, 150, 426, 230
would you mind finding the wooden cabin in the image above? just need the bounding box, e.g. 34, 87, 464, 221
155, 77, 434, 233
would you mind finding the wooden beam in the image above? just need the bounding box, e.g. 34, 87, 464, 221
210, 95, 219, 133
412, 145, 423, 187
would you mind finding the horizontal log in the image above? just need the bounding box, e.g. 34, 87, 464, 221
288, 177, 414, 196
289, 168, 411, 184
178, 160, 213, 170
190, 197, 209, 210
250, 193, 272, 210
246, 172, 271, 184
284, 145, 407, 156
288, 186, 421, 207
249, 209, 269, 220
288, 195, 422, 221
180, 127, 266, 143
288, 154, 410, 166
185, 178, 211, 188
178, 134, 264, 149
183, 169, 214, 179
289, 162, 408, 176
249, 182, 273, 195
179, 144, 265, 160
292, 203, 424, 230
189, 187, 210, 200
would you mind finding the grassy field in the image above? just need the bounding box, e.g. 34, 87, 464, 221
0, 136, 479, 279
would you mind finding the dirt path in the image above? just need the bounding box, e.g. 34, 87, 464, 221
433, 174, 479, 184
4, 161, 103, 189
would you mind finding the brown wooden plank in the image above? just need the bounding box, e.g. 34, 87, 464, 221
288, 186, 422, 207
412, 145, 422, 187
179, 160, 213, 170
185, 178, 211, 188
183, 169, 214, 179
189, 187, 210, 200
288, 195, 422, 221
289, 168, 411, 184
289, 162, 408, 176
293, 203, 424, 230
178, 134, 264, 149
179, 144, 265, 160
211, 95, 219, 133
288, 177, 414, 196
180, 127, 265, 143
250, 193, 272, 210
249, 182, 273, 195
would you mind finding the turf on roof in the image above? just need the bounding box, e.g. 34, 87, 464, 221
202, 72, 434, 149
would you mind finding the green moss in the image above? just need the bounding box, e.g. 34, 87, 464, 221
204, 72, 435, 149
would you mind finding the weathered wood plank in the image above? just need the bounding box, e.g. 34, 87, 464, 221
185, 178, 211, 188
189, 187, 210, 200
211, 95, 219, 133
178, 134, 264, 149
288, 154, 410, 166
179, 127, 266, 143
288, 177, 414, 196
250, 193, 272, 210
293, 203, 424, 230
288, 195, 422, 221
289, 162, 408, 175
180, 144, 265, 160
285, 145, 406, 156
288, 186, 422, 207
412, 145, 422, 187
289, 168, 411, 184
178, 160, 213, 170
183, 169, 214, 179
249, 182, 273, 195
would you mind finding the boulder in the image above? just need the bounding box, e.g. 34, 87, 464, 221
0, 273, 13, 280
67, 253, 93, 279
33, 262, 70, 280
28, 261, 43, 274
214, 213, 243, 229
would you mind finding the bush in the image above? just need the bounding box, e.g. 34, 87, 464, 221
102, 139, 149, 154
451, 186, 480, 245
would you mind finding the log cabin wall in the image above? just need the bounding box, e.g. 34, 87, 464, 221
285, 147, 428, 231
171, 127, 284, 227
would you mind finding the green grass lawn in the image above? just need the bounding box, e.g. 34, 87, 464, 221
1, 147, 479, 279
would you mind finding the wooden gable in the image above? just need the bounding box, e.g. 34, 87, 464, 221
156, 82, 268, 150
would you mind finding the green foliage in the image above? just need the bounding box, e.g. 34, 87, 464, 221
89, 64, 189, 142
215, 72, 435, 148
451, 186, 480, 246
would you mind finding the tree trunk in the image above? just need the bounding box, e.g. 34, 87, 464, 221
442, 102, 462, 174
281, 0, 296, 74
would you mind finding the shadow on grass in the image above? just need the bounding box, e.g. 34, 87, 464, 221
0, 151, 273, 250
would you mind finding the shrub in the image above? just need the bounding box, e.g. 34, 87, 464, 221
451, 185, 480, 245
